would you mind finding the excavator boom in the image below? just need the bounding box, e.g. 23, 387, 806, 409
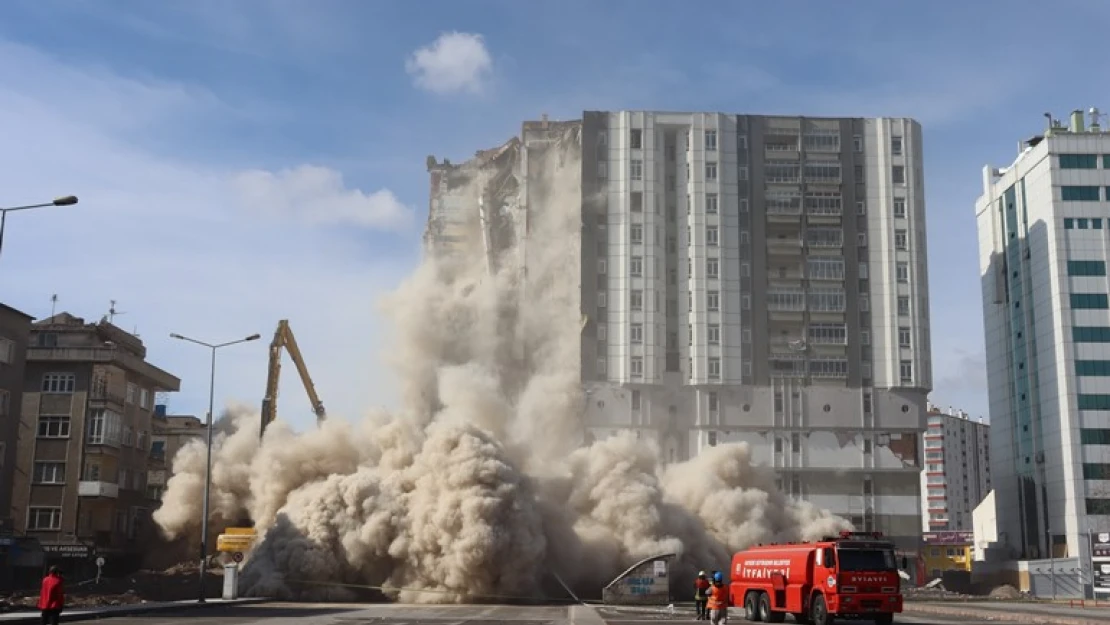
260, 319, 326, 439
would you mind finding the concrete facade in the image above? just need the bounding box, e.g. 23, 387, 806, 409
11, 312, 180, 568
427, 111, 932, 551
920, 403, 991, 532
147, 410, 205, 501
0, 302, 33, 532
976, 108, 1110, 563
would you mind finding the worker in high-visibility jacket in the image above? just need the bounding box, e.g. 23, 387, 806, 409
706, 571, 728, 624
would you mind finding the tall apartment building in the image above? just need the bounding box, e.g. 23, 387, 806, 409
921, 403, 991, 532
977, 108, 1110, 562
0, 303, 33, 534
427, 111, 932, 550
12, 313, 180, 569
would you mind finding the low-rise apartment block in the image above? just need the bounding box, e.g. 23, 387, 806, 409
11, 313, 180, 570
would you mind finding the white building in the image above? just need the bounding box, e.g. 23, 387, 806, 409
921, 403, 991, 532
428, 111, 932, 550
976, 107, 1110, 562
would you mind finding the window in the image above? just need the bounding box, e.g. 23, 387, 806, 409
708, 357, 721, 380
598, 292, 607, 308
1074, 327, 1110, 342
706, 193, 719, 214
0, 338, 12, 364
891, 136, 903, 156
707, 431, 718, 446
738, 166, 748, 181
87, 409, 123, 446
859, 263, 869, 279
893, 198, 906, 218
860, 329, 870, 345
741, 262, 751, 277
707, 226, 719, 246
708, 324, 720, 345
808, 287, 846, 312
705, 162, 718, 181
631, 191, 643, 213
892, 165, 906, 184
1072, 293, 1110, 310
741, 295, 751, 309
41, 373, 75, 394
1060, 154, 1098, 169
631, 256, 643, 277
809, 323, 847, 345
898, 296, 911, 316
631, 390, 641, 410
859, 295, 870, 311
630, 160, 643, 181
123, 427, 133, 447
126, 382, 137, 404
742, 329, 751, 343
140, 388, 150, 409
899, 327, 911, 348
597, 324, 607, 340
705, 130, 717, 151
853, 135, 863, 152
631, 224, 643, 244
598, 259, 607, 274
707, 291, 720, 312
900, 360, 913, 383
33, 462, 66, 484
631, 356, 644, 378
630, 129, 642, 149
858, 232, 868, 246
896, 262, 909, 282
1068, 260, 1107, 276
1062, 186, 1100, 201
857, 200, 866, 215
807, 257, 845, 281
707, 258, 719, 279
28, 507, 62, 531
631, 290, 643, 311
37, 416, 70, 438
597, 161, 608, 179
630, 323, 643, 344
597, 357, 607, 375
895, 229, 908, 250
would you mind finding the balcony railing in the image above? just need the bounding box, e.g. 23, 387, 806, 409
78, 481, 119, 498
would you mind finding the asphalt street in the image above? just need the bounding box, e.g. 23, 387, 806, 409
52, 602, 1073, 625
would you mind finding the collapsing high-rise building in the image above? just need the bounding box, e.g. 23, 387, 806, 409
426, 111, 932, 551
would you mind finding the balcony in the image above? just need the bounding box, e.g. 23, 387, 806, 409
767, 235, 804, 255
78, 481, 119, 498
88, 387, 126, 407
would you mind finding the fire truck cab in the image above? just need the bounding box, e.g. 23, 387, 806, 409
729, 531, 904, 625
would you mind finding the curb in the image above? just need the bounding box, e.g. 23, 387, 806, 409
570, 605, 609, 625
0, 598, 269, 623
903, 602, 1109, 625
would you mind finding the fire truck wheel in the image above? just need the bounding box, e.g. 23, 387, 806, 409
743, 593, 761, 621
758, 594, 784, 623
809, 594, 832, 625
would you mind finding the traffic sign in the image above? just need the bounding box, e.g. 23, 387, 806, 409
232, 552, 243, 563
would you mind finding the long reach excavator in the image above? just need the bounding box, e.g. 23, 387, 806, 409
259, 319, 326, 439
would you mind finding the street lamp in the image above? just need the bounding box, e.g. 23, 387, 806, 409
169, 331, 261, 602
0, 195, 79, 260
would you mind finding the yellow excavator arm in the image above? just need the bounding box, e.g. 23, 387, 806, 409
260, 320, 326, 439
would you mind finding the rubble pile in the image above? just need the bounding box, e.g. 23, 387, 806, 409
0, 564, 225, 611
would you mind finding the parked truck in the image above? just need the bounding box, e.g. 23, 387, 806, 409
729, 530, 905, 624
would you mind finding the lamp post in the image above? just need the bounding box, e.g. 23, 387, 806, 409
169, 331, 261, 602
0, 195, 78, 261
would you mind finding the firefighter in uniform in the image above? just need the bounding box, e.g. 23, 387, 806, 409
706, 571, 728, 625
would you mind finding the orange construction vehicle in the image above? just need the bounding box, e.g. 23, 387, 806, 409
729, 531, 905, 625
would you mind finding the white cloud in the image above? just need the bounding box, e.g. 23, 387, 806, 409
405, 32, 492, 95
232, 165, 413, 230
0, 39, 412, 431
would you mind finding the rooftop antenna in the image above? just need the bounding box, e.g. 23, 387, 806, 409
107, 300, 126, 324
50, 294, 58, 318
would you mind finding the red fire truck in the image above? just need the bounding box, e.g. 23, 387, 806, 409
729, 531, 905, 624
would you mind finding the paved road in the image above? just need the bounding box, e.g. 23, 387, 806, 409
59, 602, 1058, 625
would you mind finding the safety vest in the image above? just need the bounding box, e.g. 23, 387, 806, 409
706, 583, 727, 610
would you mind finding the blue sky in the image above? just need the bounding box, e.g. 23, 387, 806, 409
0, 0, 1104, 429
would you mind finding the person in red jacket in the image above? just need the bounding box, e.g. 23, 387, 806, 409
38, 566, 64, 625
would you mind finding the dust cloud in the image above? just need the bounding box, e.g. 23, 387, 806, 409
153, 125, 850, 602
